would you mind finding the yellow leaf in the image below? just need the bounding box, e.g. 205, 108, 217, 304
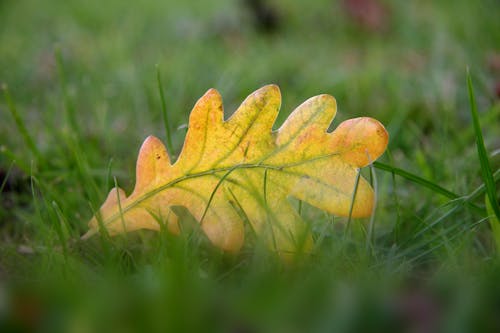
84, 85, 388, 254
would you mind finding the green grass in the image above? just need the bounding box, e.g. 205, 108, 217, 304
1, 0, 499, 332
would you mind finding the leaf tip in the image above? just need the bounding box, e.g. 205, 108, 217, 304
190, 88, 224, 122
139, 135, 171, 162
134, 135, 171, 192
262, 83, 280, 94
316, 94, 337, 113
252, 84, 281, 100
331, 117, 389, 167
203, 88, 222, 100
142, 134, 163, 147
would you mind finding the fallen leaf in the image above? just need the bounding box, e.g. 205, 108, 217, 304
84, 85, 388, 254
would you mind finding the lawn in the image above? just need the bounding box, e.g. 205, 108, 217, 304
1, 0, 499, 332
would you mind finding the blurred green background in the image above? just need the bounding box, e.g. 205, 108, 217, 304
1, 0, 499, 332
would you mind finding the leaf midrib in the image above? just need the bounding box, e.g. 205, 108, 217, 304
104, 152, 343, 225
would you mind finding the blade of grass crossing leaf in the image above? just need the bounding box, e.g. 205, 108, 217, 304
156, 65, 174, 158
146, 209, 168, 233
2, 84, 42, 161
227, 187, 257, 237
199, 165, 239, 226
147, 209, 171, 261
467, 70, 500, 221
366, 159, 377, 253
312, 215, 334, 252
114, 176, 127, 235
344, 168, 362, 237
263, 168, 278, 251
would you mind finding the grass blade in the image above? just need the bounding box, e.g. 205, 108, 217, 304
408, 169, 500, 243
344, 168, 361, 236
156, 65, 175, 159
0, 161, 14, 195
366, 160, 378, 253
486, 195, 500, 251
467, 70, 500, 221
373, 161, 458, 199
374, 161, 483, 213
55, 47, 79, 136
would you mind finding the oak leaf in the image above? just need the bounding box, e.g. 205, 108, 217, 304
84, 85, 388, 254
